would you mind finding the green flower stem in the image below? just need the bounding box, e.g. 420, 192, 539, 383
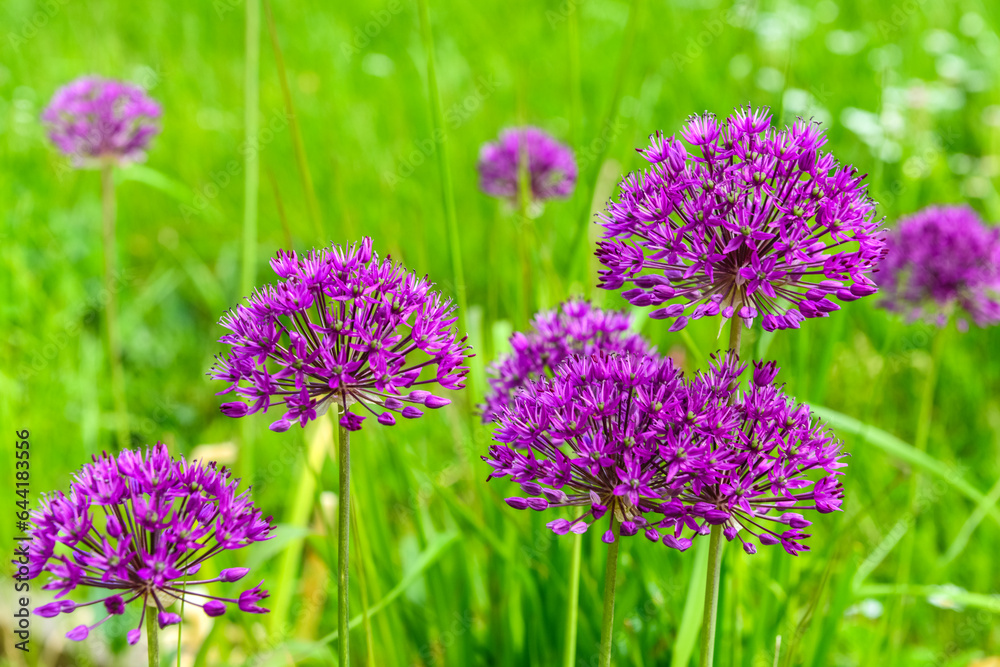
598, 515, 621, 667
338, 415, 351, 666
562, 532, 583, 667
888, 324, 946, 658
147, 607, 159, 667
100, 164, 129, 449
700, 317, 742, 667
240, 0, 261, 482
699, 524, 724, 667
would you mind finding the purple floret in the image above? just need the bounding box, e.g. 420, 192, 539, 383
478, 126, 577, 202
481, 299, 652, 422
210, 237, 473, 432
41, 76, 162, 167
596, 104, 887, 332
878, 204, 1000, 329
20, 444, 274, 645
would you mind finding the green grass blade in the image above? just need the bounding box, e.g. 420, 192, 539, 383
263, 0, 325, 242
308, 531, 461, 649
671, 535, 709, 667
811, 405, 1000, 527
416, 0, 468, 335
939, 473, 1000, 567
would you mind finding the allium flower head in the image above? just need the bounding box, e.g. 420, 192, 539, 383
478, 126, 577, 202
484, 351, 711, 544
23, 444, 274, 644
878, 204, 1000, 329
211, 238, 472, 432
484, 351, 846, 554
42, 76, 162, 167
596, 105, 886, 332
657, 354, 847, 555
481, 299, 653, 422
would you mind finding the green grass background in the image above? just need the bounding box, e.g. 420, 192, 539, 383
2, 0, 1000, 665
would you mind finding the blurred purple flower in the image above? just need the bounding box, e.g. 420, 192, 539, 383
596, 105, 886, 332
211, 238, 472, 432
481, 299, 652, 422
478, 126, 577, 202
22, 444, 274, 645
41, 76, 162, 167
878, 204, 1000, 330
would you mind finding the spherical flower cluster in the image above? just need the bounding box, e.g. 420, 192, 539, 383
481, 299, 653, 422
211, 238, 472, 432
659, 356, 847, 555
23, 444, 274, 644
42, 76, 162, 167
878, 204, 1000, 329
478, 126, 577, 203
483, 351, 846, 554
596, 105, 886, 332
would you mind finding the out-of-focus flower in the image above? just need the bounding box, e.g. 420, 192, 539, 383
481, 299, 652, 422
211, 238, 472, 432
596, 105, 886, 332
478, 127, 577, 202
23, 444, 273, 645
878, 204, 1000, 329
41, 76, 162, 167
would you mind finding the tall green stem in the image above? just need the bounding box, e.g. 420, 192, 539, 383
699, 524, 724, 667
562, 533, 583, 667
700, 317, 742, 667
888, 325, 946, 659
598, 515, 621, 667
100, 164, 129, 449
416, 0, 467, 333
516, 136, 534, 324
338, 417, 351, 666
241, 0, 261, 481
147, 608, 159, 667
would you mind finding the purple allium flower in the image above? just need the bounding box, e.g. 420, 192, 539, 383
483, 350, 846, 553
657, 354, 847, 556
478, 126, 577, 202
481, 299, 653, 422
41, 76, 162, 167
22, 444, 274, 644
595, 105, 887, 332
484, 351, 696, 541
210, 238, 473, 432
878, 205, 1000, 329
